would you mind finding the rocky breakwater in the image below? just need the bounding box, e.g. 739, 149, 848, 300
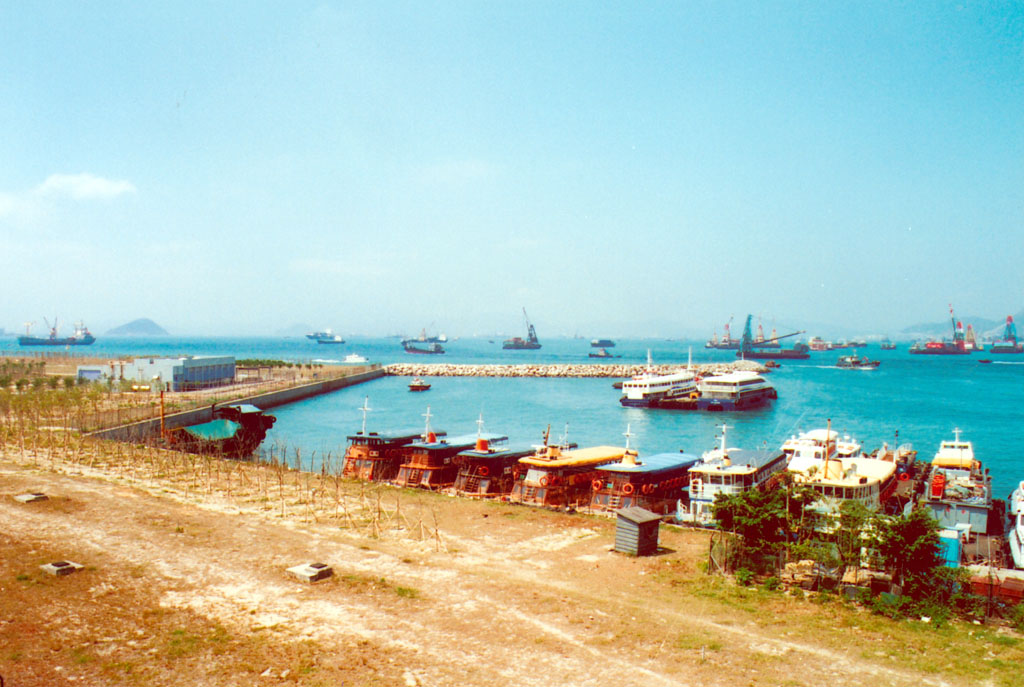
385, 360, 767, 378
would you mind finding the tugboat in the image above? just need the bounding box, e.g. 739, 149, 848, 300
836, 351, 880, 369
589, 347, 619, 359
503, 308, 541, 350
408, 376, 431, 391
705, 318, 741, 349
19, 318, 96, 346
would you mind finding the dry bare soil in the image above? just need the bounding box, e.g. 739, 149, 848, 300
1, 448, 1021, 687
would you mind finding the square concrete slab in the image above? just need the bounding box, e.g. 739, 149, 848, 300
40, 560, 84, 576
15, 493, 48, 503
287, 562, 333, 583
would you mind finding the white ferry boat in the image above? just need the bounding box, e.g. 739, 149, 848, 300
1009, 481, 1024, 568
783, 427, 898, 516
693, 371, 776, 411
618, 369, 698, 408
679, 425, 787, 524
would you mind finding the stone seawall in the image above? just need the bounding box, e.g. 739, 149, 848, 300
90, 367, 385, 442
385, 361, 766, 378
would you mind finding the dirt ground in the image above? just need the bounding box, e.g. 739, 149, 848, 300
0, 447, 1016, 687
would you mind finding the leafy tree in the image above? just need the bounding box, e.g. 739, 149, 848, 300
874, 505, 942, 599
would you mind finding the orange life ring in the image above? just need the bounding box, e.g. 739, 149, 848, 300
478, 465, 490, 477
898, 472, 909, 482
539, 475, 549, 487
592, 479, 603, 491
622, 482, 635, 495
641, 483, 654, 495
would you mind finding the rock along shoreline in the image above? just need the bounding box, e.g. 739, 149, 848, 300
384, 360, 767, 378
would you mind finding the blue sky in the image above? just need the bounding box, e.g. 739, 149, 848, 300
1, 2, 1022, 337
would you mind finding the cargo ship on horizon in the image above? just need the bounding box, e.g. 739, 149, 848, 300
18, 319, 95, 346
909, 305, 973, 355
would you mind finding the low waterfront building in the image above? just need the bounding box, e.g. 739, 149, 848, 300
76, 356, 236, 391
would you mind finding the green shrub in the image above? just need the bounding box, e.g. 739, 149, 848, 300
735, 568, 755, 586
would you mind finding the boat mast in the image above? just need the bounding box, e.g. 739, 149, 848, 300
359, 396, 371, 436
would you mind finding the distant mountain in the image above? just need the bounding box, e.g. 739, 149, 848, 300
106, 318, 169, 336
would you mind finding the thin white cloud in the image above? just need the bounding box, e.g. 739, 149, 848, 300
35, 173, 136, 200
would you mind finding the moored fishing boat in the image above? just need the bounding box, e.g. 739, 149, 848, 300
920, 429, 1002, 535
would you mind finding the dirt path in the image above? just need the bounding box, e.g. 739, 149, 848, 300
0, 456, 974, 686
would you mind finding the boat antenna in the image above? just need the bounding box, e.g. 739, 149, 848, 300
542, 424, 551, 447
623, 423, 633, 451
719, 424, 732, 456
687, 346, 693, 371
359, 396, 371, 436
646, 349, 652, 371
476, 411, 485, 438
559, 423, 570, 449
422, 406, 433, 441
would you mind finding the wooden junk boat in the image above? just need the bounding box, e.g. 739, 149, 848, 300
591, 449, 700, 516
509, 432, 626, 509
163, 403, 276, 459
453, 418, 535, 497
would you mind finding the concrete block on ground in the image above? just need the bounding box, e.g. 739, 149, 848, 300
40, 560, 84, 576
15, 492, 48, 503
287, 562, 333, 583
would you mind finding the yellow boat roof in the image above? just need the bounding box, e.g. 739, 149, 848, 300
520, 445, 626, 468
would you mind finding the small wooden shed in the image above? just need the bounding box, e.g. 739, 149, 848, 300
614, 506, 661, 556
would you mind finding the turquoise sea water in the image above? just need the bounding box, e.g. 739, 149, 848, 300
4, 335, 1022, 501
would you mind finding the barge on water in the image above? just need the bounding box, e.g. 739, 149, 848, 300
163, 404, 276, 459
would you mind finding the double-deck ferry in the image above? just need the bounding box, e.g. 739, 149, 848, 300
618, 369, 698, 408
692, 371, 777, 411
678, 425, 788, 524
783, 426, 898, 518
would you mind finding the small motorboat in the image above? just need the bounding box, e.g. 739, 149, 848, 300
836, 352, 880, 369
408, 377, 431, 392
344, 353, 368, 364
978, 359, 993, 364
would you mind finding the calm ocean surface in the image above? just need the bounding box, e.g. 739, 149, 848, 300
4, 335, 1022, 501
